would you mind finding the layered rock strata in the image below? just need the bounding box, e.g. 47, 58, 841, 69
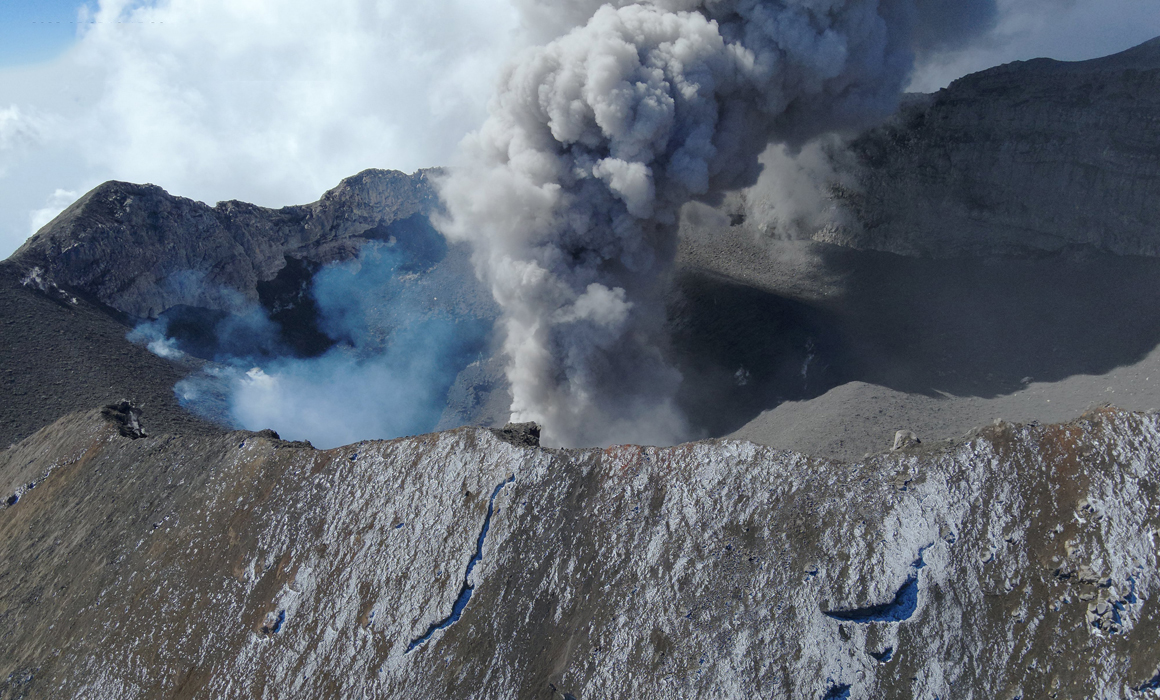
822, 37, 1160, 257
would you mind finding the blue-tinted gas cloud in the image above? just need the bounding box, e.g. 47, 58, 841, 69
132, 240, 491, 449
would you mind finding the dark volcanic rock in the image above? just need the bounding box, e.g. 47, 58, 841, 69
1, 407, 1158, 697
0, 260, 221, 449
824, 37, 1160, 257
10, 168, 440, 318
494, 421, 541, 447
101, 399, 146, 439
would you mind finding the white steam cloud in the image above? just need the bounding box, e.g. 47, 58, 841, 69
742, 135, 856, 240
439, 0, 997, 448
138, 241, 494, 449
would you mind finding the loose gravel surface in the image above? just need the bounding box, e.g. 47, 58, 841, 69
731, 363, 1160, 461
676, 224, 1160, 460
0, 261, 222, 448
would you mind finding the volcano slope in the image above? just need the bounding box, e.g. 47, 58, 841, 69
0, 260, 221, 450
673, 36, 1160, 457
2, 405, 1160, 698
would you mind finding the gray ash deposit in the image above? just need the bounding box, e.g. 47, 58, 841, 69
0, 260, 221, 449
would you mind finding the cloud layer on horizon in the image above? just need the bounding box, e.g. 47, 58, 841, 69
0, 0, 524, 256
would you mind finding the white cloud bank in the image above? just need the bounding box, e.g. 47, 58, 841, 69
0, 0, 1156, 258
0, 0, 524, 256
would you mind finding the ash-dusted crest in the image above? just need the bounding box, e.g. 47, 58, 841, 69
437, 0, 996, 448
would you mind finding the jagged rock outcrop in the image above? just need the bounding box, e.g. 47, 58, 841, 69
100, 400, 147, 439
10, 168, 440, 318
819, 37, 1160, 258
2, 406, 1159, 698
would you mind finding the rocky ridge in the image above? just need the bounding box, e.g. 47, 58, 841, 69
1, 406, 1159, 698
11, 168, 440, 319
816, 37, 1160, 258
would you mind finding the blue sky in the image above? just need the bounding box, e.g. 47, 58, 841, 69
0, 0, 88, 66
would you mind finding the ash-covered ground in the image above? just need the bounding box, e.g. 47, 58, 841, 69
0, 260, 221, 449
677, 221, 1160, 459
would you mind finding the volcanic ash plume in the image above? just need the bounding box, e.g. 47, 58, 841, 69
438, 0, 996, 448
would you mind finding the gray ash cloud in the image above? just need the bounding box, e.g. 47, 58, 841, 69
437, 0, 996, 447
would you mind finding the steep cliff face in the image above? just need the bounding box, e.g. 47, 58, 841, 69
0, 260, 221, 449
10, 169, 440, 318
2, 407, 1158, 698
820, 37, 1160, 258
664, 36, 1160, 454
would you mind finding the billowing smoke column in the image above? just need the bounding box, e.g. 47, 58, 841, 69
438, 0, 996, 448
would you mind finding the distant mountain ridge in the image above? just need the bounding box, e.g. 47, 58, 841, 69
821, 36, 1160, 257
12, 168, 440, 319
10, 37, 1160, 332
13, 36, 1160, 319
